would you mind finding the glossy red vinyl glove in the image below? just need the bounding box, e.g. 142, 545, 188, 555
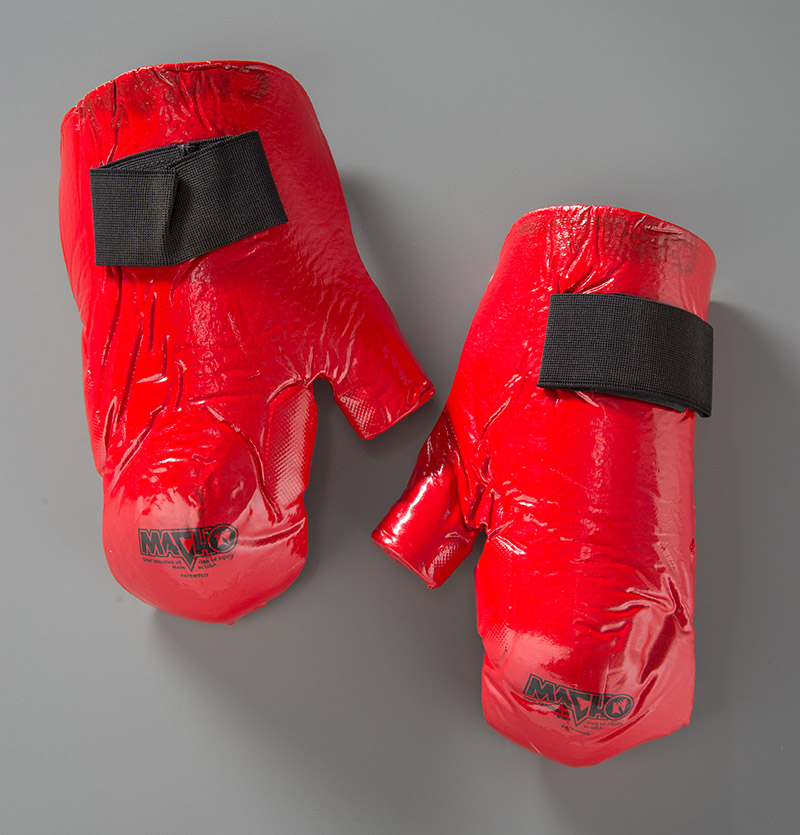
59, 61, 433, 623
373, 205, 715, 766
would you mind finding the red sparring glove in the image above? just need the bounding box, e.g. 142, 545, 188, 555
59, 61, 434, 623
373, 205, 715, 766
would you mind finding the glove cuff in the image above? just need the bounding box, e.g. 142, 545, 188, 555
90, 131, 286, 267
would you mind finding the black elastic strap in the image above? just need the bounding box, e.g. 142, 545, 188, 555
537, 293, 713, 417
90, 131, 287, 267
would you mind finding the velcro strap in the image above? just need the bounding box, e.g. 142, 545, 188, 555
537, 293, 713, 417
90, 131, 287, 267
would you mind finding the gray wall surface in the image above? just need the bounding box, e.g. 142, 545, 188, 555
2, 1, 797, 833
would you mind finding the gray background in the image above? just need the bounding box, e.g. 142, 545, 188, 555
2, 1, 798, 833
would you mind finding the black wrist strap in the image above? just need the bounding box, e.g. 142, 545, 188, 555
90, 131, 287, 267
537, 293, 713, 417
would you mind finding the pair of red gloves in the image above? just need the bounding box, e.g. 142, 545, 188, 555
59, 62, 715, 766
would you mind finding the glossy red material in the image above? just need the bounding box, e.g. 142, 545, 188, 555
373, 206, 715, 766
59, 61, 433, 623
